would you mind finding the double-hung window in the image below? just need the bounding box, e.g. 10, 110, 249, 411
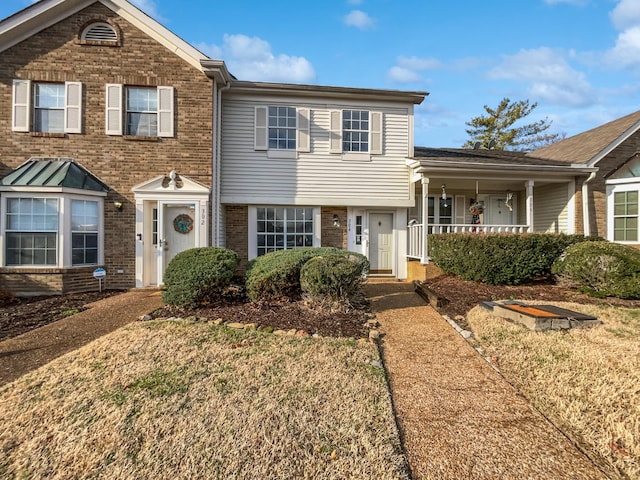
254, 106, 310, 153
106, 84, 174, 137
12, 80, 83, 134
5, 198, 58, 266
71, 200, 99, 265
329, 109, 383, 156
612, 190, 638, 242
3, 196, 103, 268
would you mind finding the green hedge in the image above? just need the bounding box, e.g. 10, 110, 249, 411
428, 233, 598, 285
245, 247, 358, 302
552, 241, 640, 298
162, 247, 239, 307
300, 253, 369, 305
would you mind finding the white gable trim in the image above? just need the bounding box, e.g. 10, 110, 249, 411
587, 120, 640, 167
132, 173, 211, 199
0, 0, 211, 73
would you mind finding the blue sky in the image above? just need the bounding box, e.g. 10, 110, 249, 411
3, 0, 640, 148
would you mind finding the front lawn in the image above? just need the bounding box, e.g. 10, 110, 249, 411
0, 320, 407, 479
467, 302, 640, 479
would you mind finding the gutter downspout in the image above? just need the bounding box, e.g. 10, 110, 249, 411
211, 79, 217, 246
214, 80, 231, 246
581, 172, 596, 237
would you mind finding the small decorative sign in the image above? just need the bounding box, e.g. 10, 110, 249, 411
93, 268, 107, 279
173, 214, 194, 234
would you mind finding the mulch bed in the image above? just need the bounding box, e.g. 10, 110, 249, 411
4, 276, 640, 342
0, 290, 123, 342
151, 301, 370, 338
422, 275, 640, 329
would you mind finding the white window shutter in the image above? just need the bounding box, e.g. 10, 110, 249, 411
12, 79, 31, 132
157, 86, 174, 137
296, 108, 310, 152
370, 111, 383, 154
64, 82, 83, 133
105, 84, 122, 135
254, 106, 268, 150
455, 195, 466, 224
329, 110, 342, 154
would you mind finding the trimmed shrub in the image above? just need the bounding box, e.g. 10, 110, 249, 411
300, 253, 369, 305
245, 247, 355, 302
552, 241, 640, 298
162, 247, 239, 307
429, 233, 598, 285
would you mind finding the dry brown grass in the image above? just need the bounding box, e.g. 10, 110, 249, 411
0, 320, 407, 479
467, 302, 640, 480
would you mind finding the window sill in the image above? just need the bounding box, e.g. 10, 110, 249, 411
267, 149, 297, 159
341, 153, 371, 162
30, 132, 66, 138
123, 135, 159, 142
77, 39, 120, 47
0, 265, 99, 273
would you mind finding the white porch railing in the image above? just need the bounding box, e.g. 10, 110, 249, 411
407, 223, 531, 260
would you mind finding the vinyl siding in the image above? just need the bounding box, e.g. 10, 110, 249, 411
221, 96, 413, 207
534, 184, 569, 233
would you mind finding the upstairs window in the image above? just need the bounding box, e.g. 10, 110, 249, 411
268, 106, 297, 150
12, 80, 83, 134
127, 87, 158, 137
34, 83, 65, 133
254, 106, 310, 153
329, 109, 383, 156
106, 84, 174, 137
342, 110, 369, 152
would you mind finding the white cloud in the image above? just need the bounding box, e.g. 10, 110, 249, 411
386, 55, 441, 84
607, 26, 640, 68
196, 34, 316, 83
344, 10, 375, 30
488, 47, 594, 106
610, 0, 640, 30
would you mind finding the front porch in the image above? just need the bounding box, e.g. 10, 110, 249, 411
406, 147, 598, 264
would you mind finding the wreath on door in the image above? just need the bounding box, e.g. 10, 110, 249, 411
173, 214, 194, 234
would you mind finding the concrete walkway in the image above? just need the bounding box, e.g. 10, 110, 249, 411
365, 282, 605, 480
0, 288, 163, 386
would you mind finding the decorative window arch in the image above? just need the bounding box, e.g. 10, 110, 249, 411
79, 21, 120, 45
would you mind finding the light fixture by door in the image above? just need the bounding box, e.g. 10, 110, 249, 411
505, 192, 513, 212
113, 201, 123, 211
440, 184, 448, 208
332, 214, 341, 227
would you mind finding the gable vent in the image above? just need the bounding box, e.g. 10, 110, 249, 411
81, 22, 118, 42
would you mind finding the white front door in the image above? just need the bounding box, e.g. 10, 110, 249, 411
369, 212, 394, 275
487, 195, 515, 225
157, 202, 197, 284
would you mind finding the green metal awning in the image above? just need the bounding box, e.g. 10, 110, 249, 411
0, 158, 108, 192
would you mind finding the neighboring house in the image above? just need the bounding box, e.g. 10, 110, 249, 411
404, 147, 596, 264
532, 110, 640, 247
0, 0, 230, 295
221, 81, 425, 279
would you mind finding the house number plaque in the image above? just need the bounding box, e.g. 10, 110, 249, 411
173, 214, 194, 234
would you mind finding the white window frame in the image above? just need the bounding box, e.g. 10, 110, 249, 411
247, 206, 321, 260
1, 192, 105, 268
607, 181, 640, 244
105, 84, 174, 137
254, 106, 310, 155
12, 79, 83, 133
329, 109, 383, 159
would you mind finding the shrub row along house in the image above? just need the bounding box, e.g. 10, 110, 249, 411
0, 0, 638, 295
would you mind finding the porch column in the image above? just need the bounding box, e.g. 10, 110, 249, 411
421, 176, 429, 263
525, 180, 534, 233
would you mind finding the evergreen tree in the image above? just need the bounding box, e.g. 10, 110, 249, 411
463, 98, 560, 151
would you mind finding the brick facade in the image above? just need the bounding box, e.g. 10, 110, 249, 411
320, 207, 348, 249
224, 205, 249, 273
0, 3, 214, 294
